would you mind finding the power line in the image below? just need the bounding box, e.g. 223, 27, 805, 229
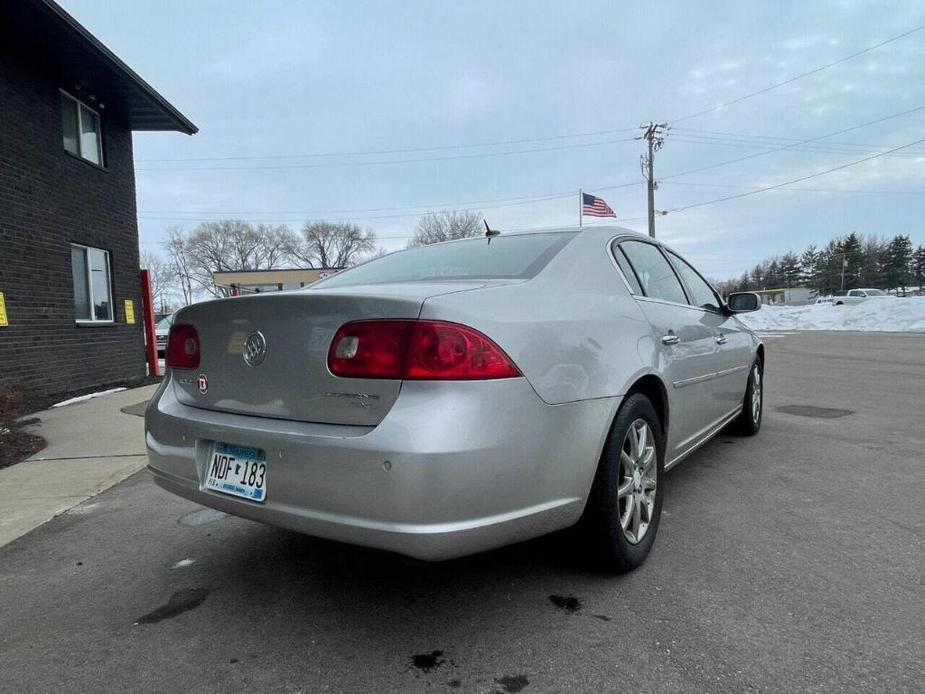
135, 127, 640, 163
136, 181, 643, 220
664, 181, 925, 195
663, 104, 925, 180
134, 24, 925, 167
667, 133, 925, 213
670, 22, 925, 124
673, 126, 925, 154
135, 136, 638, 171
671, 134, 925, 159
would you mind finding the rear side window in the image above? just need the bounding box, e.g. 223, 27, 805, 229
619, 241, 688, 305
666, 251, 721, 312
612, 245, 643, 294
315, 233, 575, 288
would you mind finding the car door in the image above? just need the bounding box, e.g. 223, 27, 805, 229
666, 250, 752, 418
616, 240, 725, 462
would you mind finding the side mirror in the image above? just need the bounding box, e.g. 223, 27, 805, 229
726, 292, 761, 313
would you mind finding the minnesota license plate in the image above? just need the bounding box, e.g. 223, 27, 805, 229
205, 442, 267, 502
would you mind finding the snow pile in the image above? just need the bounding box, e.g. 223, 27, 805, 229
52, 387, 127, 408
739, 296, 925, 332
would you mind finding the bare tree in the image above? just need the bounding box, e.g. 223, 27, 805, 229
286, 222, 376, 268
177, 220, 296, 297
164, 227, 194, 306
409, 210, 483, 247
140, 250, 174, 312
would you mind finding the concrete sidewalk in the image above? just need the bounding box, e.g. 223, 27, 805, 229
0, 384, 159, 547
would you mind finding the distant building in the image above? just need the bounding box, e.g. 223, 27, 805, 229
0, 0, 196, 396
213, 268, 343, 296
753, 287, 813, 306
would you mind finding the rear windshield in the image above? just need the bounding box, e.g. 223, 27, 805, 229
314, 232, 576, 288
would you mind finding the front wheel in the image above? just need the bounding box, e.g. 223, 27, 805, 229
581, 393, 665, 573
732, 359, 763, 435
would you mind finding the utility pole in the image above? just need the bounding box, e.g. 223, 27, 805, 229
638, 122, 668, 238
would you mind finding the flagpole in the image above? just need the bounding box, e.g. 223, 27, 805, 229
578, 189, 583, 228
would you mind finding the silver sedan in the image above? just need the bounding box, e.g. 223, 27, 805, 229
145, 227, 763, 572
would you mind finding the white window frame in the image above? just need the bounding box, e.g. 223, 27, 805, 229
71, 243, 114, 324
60, 90, 104, 166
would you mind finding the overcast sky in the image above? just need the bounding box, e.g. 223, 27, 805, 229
60, 0, 925, 278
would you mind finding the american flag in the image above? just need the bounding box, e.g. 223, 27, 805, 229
582, 192, 616, 218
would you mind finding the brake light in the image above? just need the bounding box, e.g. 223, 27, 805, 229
166, 324, 200, 369
328, 320, 521, 380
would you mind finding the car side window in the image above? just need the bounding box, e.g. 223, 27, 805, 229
611, 244, 643, 294
666, 251, 722, 312
619, 241, 688, 305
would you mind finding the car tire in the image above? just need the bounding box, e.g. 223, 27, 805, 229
581, 393, 665, 573
731, 359, 763, 436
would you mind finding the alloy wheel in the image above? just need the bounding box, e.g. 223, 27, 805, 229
752, 366, 762, 424
617, 419, 657, 544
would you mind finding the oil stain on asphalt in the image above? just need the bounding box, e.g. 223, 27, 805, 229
548, 594, 582, 613
410, 650, 445, 673
134, 588, 210, 625
495, 674, 530, 692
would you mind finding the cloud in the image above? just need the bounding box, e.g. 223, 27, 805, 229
444, 72, 496, 116
783, 34, 840, 51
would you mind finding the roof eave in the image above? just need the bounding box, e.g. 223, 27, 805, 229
38, 0, 198, 135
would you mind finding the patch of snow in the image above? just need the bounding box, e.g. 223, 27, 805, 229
52, 387, 127, 408
172, 558, 195, 569
739, 296, 925, 332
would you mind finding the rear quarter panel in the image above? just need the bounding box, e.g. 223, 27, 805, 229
420, 232, 657, 405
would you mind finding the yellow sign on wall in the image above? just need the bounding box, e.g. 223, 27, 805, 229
124, 300, 136, 325
0, 292, 8, 327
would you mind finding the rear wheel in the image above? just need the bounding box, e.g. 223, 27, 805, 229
731, 359, 763, 435
582, 393, 665, 573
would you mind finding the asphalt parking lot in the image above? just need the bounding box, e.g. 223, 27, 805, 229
1, 331, 923, 693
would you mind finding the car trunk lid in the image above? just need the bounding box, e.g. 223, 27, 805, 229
169, 282, 500, 426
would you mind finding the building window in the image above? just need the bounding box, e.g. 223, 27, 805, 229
71, 244, 113, 322
61, 92, 103, 166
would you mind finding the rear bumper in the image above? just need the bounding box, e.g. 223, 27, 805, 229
145, 377, 618, 560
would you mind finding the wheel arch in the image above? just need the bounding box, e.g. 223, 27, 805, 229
624, 373, 669, 439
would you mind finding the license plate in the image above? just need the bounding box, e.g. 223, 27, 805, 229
205, 442, 267, 502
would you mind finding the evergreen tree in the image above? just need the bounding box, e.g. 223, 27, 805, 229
780, 252, 801, 288
801, 245, 819, 288
883, 235, 913, 293
838, 232, 864, 289
913, 245, 925, 291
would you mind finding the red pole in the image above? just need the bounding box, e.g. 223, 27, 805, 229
140, 269, 159, 377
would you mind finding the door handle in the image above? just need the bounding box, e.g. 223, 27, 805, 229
662, 334, 680, 345
716, 334, 728, 345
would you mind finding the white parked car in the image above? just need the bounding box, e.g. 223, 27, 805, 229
155, 313, 175, 356
833, 288, 893, 306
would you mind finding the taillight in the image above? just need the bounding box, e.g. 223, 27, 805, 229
166, 324, 200, 369
327, 320, 521, 380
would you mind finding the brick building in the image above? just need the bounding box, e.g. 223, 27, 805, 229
0, 0, 195, 396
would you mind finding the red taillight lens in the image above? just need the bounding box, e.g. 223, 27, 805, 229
327, 320, 521, 380
327, 320, 413, 378
166, 324, 200, 369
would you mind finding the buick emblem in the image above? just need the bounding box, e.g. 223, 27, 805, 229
243, 331, 267, 367
197, 374, 209, 395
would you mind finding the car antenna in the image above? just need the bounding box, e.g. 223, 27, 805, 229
484, 219, 501, 243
